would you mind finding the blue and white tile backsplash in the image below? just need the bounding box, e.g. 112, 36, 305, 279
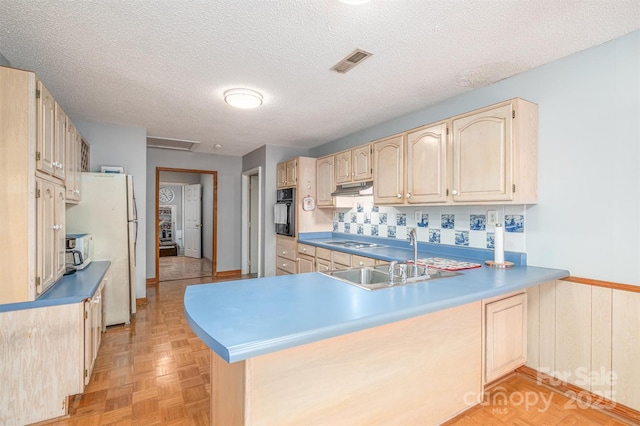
333, 199, 526, 252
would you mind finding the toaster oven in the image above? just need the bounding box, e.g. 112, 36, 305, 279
65, 233, 93, 270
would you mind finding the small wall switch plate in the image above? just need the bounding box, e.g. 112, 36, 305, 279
414, 210, 422, 223
487, 210, 498, 226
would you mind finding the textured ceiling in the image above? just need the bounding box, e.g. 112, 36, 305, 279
1, 1, 638, 157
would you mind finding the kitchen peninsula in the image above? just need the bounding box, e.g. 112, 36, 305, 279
184, 236, 568, 425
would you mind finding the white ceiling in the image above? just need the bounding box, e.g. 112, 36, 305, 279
1, 1, 638, 157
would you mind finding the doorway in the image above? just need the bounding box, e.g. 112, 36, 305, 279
241, 167, 262, 278
156, 167, 217, 282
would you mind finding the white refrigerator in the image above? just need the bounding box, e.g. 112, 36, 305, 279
66, 172, 137, 326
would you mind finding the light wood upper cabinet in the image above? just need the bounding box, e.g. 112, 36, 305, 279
316, 155, 335, 207
372, 134, 404, 205
352, 144, 372, 181
36, 179, 56, 296
54, 103, 66, 180
36, 80, 56, 176
54, 184, 66, 280
335, 144, 372, 184
286, 159, 297, 186
35, 179, 66, 296
406, 121, 448, 204
276, 161, 287, 188
1, 67, 79, 304
451, 98, 537, 204
65, 122, 82, 203
277, 159, 298, 188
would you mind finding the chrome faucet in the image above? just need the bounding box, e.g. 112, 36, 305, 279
409, 228, 419, 277
388, 260, 398, 286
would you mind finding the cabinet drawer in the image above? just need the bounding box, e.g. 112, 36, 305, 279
276, 237, 297, 261
276, 256, 297, 274
332, 251, 351, 268
316, 247, 331, 261
298, 243, 316, 257
352, 255, 376, 267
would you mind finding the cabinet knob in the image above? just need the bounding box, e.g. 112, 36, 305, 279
406, 193, 412, 198
282, 263, 287, 267
396, 193, 402, 198
302, 248, 306, 252
359, 261, 364, 266
282, 250, 286, 255
452, 189, 458, 195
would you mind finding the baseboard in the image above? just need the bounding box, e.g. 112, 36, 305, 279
136, 297, 148, 306
214, 269, 241, 279
517, 366, 640, 424
146, 278, 158, 286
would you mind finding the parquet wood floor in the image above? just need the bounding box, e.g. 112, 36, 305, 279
159, 256, 213, 282
42, 275, 631, 426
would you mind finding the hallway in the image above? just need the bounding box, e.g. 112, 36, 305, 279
159, 256, 213, 282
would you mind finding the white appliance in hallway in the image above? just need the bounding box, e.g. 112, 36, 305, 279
66, 172, 137, 326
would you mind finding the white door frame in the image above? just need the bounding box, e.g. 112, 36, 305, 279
241, 167, 262, 277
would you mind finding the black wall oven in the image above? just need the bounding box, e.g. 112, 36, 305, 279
275, 188, 295, 237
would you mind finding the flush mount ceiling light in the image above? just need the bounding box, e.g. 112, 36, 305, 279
224, 88, 263, 109
339, 0, 371, 4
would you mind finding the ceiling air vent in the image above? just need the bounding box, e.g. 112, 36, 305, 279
147, 137, 200, 152
331, 48, 373, 74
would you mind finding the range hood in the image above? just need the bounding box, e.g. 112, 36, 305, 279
331, 181, 374, 197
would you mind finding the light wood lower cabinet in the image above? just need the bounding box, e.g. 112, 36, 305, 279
297, 255, 315, 273
484, 292, 527, 384
276, 236, 297, 275
0, 277, 106, 424
84, 277, 106, 385
211, 301, 482, 425
332, 251, 352, 270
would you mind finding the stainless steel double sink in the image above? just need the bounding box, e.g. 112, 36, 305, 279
321, 264, 461, 291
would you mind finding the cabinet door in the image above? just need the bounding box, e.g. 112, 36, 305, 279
54, 184, 66, 280
452, 103, 514, 202
36, 179, 56, 295
316, 258, 331, 272
36, 80, 55, 176
316, 155, 335, 207
298, 255, 315, 274
373, 134, 404, 205
83, 299, 93, 386
485, 292, 527, 383
334, 150, 352, 184
286, 159, 297, 186
276, 162, 287, 188
53, 103, 66, 180
352, 144, 372, 181
406, 122, 448, 204
66, 122, 80, 201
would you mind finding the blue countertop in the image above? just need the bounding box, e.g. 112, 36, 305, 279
185, 235, 569, 363
0, 261, 110, 313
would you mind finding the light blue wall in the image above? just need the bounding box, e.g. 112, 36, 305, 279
73, 119, 149, 298
147, 148, 243, 277
310, 31, 640, 286
243, 145, 310, 276
0, 51, 10, 67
